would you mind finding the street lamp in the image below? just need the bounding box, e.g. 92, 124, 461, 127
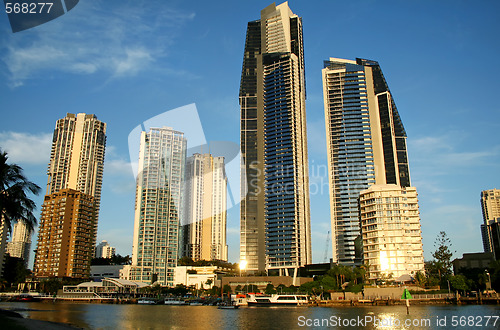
485, 270, 491, 290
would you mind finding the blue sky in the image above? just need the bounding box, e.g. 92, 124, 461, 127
1, 0, 499, 267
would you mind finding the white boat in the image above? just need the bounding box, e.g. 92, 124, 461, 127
246, 293, 308, 306
138, 298, 157, 304
164, 298, 188, 305
189, 301, 204, 306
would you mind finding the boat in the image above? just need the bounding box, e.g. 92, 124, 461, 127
246, 293, 308, 306
189, 301, 204, 306
217, 302, 239, 309
164, 298, 188, 305
138, 298, 157, 304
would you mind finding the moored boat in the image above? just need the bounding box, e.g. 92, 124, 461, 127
246, 293, 308, 306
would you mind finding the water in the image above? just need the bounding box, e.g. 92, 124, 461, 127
1, 302, 499, 329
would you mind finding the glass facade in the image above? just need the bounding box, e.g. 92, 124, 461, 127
131, 127, 186, 286
323, 58, 410, 265
239, 3, 311, 273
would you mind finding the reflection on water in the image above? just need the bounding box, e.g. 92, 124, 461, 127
1, 302, 498, 329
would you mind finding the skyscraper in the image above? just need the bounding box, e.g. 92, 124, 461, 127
359, 185, 424, 279
34, 113, 106, 278
239, 2, 311, 275
322, 58, 410, 264
481, 189, 500, 259
182, 153, 228, 262
6, 221, 32, 267
130, 127, 186, 286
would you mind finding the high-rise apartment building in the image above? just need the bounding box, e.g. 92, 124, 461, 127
239, 2, 311, 275
95, 240, 116, 259
34, 113, 106, 278
359, 185, 424, 280
481, 189, 500, 259
34, 189, 95, 278
0, 218, 9, 277
322, 58, 410, 264
130, 127, 186, 286
6, 221, 32, 266
182, 153, 228, 262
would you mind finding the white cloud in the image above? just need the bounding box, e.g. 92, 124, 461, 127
0, 131, 52, 165
2, 2, 195, 87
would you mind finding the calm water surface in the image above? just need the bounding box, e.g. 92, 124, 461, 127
1, 302, 499, 329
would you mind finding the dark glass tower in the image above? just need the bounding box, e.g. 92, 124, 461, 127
322, 58, 410, 265
240, 2, 311, 275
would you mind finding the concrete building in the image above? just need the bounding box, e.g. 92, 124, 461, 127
182, 153, 227, 262
359, 185, 424, 280
34, 189, 96, 278
173, 266, 220, 290
480, 189, 500, 259
95, 240, 116, 259
322, 58, 411, 265
239, 2, 311, 275
34, 113, 106, 278
6, 221, 32, 266
90, 265, 124, 281
452, 252, 495, 275
0, 218, 9, 277
130, 127, 186, 286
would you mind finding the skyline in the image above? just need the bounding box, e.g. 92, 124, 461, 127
1, 0, 499, 266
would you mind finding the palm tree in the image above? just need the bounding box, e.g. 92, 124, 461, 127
0, 149, 41, 232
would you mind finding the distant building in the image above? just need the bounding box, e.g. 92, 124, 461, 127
173, 266, 221, 290
480, 189, 500, 259
95, 240, 116, 259
34, 113, 106, 279
6, 221, 32, 267
452, 252, 495, 274
359, 185, 425, 280
130, 127, 187, 286
182, 153, 228, 262
0, 218, 9, 277
90, 265, 124, 281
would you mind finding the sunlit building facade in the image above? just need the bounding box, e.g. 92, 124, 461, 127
130, 127, 186, 286
34, 189, 96, 278
34, 113, 106, 278
481, 189, 500, 260
322, 58, 410, 265
239, 2, 311, 275
359, 185, 424, 280
6, 221, 32, 266
182, 153, 228, 262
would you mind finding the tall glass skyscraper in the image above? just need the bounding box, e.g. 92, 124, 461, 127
322, 58, 410, 265
240, 2, 311, 275
130, 127, 186, 286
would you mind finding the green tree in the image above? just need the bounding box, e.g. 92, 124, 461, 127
448, 274, 469, 294
2, 255, 29, 286
223, 284, 232, 294
432, 231, 455, 283
414, 271, 427, 287
0, 150, 41, 231
264, 283, 276, 294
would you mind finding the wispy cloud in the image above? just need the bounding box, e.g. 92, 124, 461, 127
0, 131, 52, 165
1, 1, 195, 87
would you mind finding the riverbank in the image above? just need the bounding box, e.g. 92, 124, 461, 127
0, 309, 81, 329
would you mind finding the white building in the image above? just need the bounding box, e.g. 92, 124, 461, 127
359, 184, 425, 280
6, 221, 32, 267
95, 240, 116, 259
130, 127, 187, 286
173, 266, 219, 290
182, 153, 228, 261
